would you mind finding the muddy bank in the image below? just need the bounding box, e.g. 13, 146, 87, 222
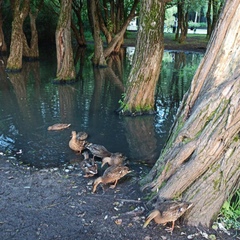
0, 156, 238, 240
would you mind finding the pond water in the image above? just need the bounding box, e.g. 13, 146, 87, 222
0, 46, 203, 169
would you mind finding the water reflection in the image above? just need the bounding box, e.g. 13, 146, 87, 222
0, 47, 203, 168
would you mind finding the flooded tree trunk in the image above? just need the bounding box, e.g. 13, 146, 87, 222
142, 0, 240, 227
55, 0, 75, 81
6, 0, 30, 71
118, 0, 167, 116
22, 12, 39, 59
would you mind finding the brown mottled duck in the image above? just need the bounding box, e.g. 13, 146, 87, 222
80, 151, 98, 177
48, 123, 71, 131
101, 152, 127, 168
85, 143, 112, 159
92, 165, 131, 193
143, 199, 193, 234
69, 131, 87, 153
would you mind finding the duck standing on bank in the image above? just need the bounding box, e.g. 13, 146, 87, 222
92, 165, 131, 193
85, 142, 112, 159
69, 131, 88, 153
80, 151, 98, 177
101, 152, 127, 167
143, 199, 193, 234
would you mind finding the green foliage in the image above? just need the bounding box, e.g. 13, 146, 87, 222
218, 189, 240, 230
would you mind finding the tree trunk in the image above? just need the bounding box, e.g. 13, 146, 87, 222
117, 0, 167, 116
55, 0, 76, 81
22, 12, 39, 59
206, 0, 212, 38
142, 0, 240, 227
178, 1, 188, 43
6, 0, 30, 72
72, 0, 86, 47
89, 0, 107, 67
0, 0, 7, 52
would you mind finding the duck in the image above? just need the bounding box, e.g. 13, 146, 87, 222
76, 131, 88, 141
80, 151, 98, 177
47, 123, 71, 131
69, 131, 87, 153
143, 199, 193, 234
85, 142, 112, 159
92, 165, 131, 193
101, 152, 127, 168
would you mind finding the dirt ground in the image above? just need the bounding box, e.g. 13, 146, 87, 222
0, 155, 239, 240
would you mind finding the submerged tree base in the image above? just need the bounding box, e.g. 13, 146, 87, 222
52, 78, 77, 84
116, 107, 156, 116
5, 68, 22, 73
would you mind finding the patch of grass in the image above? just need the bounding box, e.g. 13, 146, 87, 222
218, 189, 240, 230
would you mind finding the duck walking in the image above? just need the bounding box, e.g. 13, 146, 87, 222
92, 165, 131, 193
85, 143, 112, 159
143, 199, 193, 234
101, 152, 127, 167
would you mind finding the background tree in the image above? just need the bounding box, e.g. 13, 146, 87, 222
118, 0, 169, 116
6, 0, 30, 71
206, 0, 224, 38
142, 0, 240, 227
55, 0, 75, 81
0, 0, 7, 52
72, 0, 86, 46
22, 0, 44, 59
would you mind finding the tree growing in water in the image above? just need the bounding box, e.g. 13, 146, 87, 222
118, 0, 169, 116
55, 0, 75, 81
142, 0, 240, 227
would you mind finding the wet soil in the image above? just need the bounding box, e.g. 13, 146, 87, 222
0, 156, 239, 240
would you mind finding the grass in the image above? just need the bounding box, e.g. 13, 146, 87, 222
218, 189, 240, 230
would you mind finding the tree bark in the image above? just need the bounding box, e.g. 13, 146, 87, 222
118, 0, 167, 116
89, 0, 107, 67
142, 0, 240, 227
22, 11, 40, 59
178, 0, 188, 43
55, 0, 76, 81
72, 0, 86, 47
0, 0, 7, 52
6, 0, 30, 71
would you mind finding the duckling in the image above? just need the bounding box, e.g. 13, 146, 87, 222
48, 123, 71, 131
69, 131, 87, 153
85, 143, 112, 159
80, 151, 98, 177
101, 152, 127, 168
143, 199, 193, 234
92, 165, 131, 193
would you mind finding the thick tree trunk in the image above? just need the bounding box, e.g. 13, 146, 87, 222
6, 0, 30, 71
118, 0, 167, 116
142, 0, 240, 227
55, 0, 75, 81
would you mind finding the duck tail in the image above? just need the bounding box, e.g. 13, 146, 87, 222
143, 210, 160, 228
